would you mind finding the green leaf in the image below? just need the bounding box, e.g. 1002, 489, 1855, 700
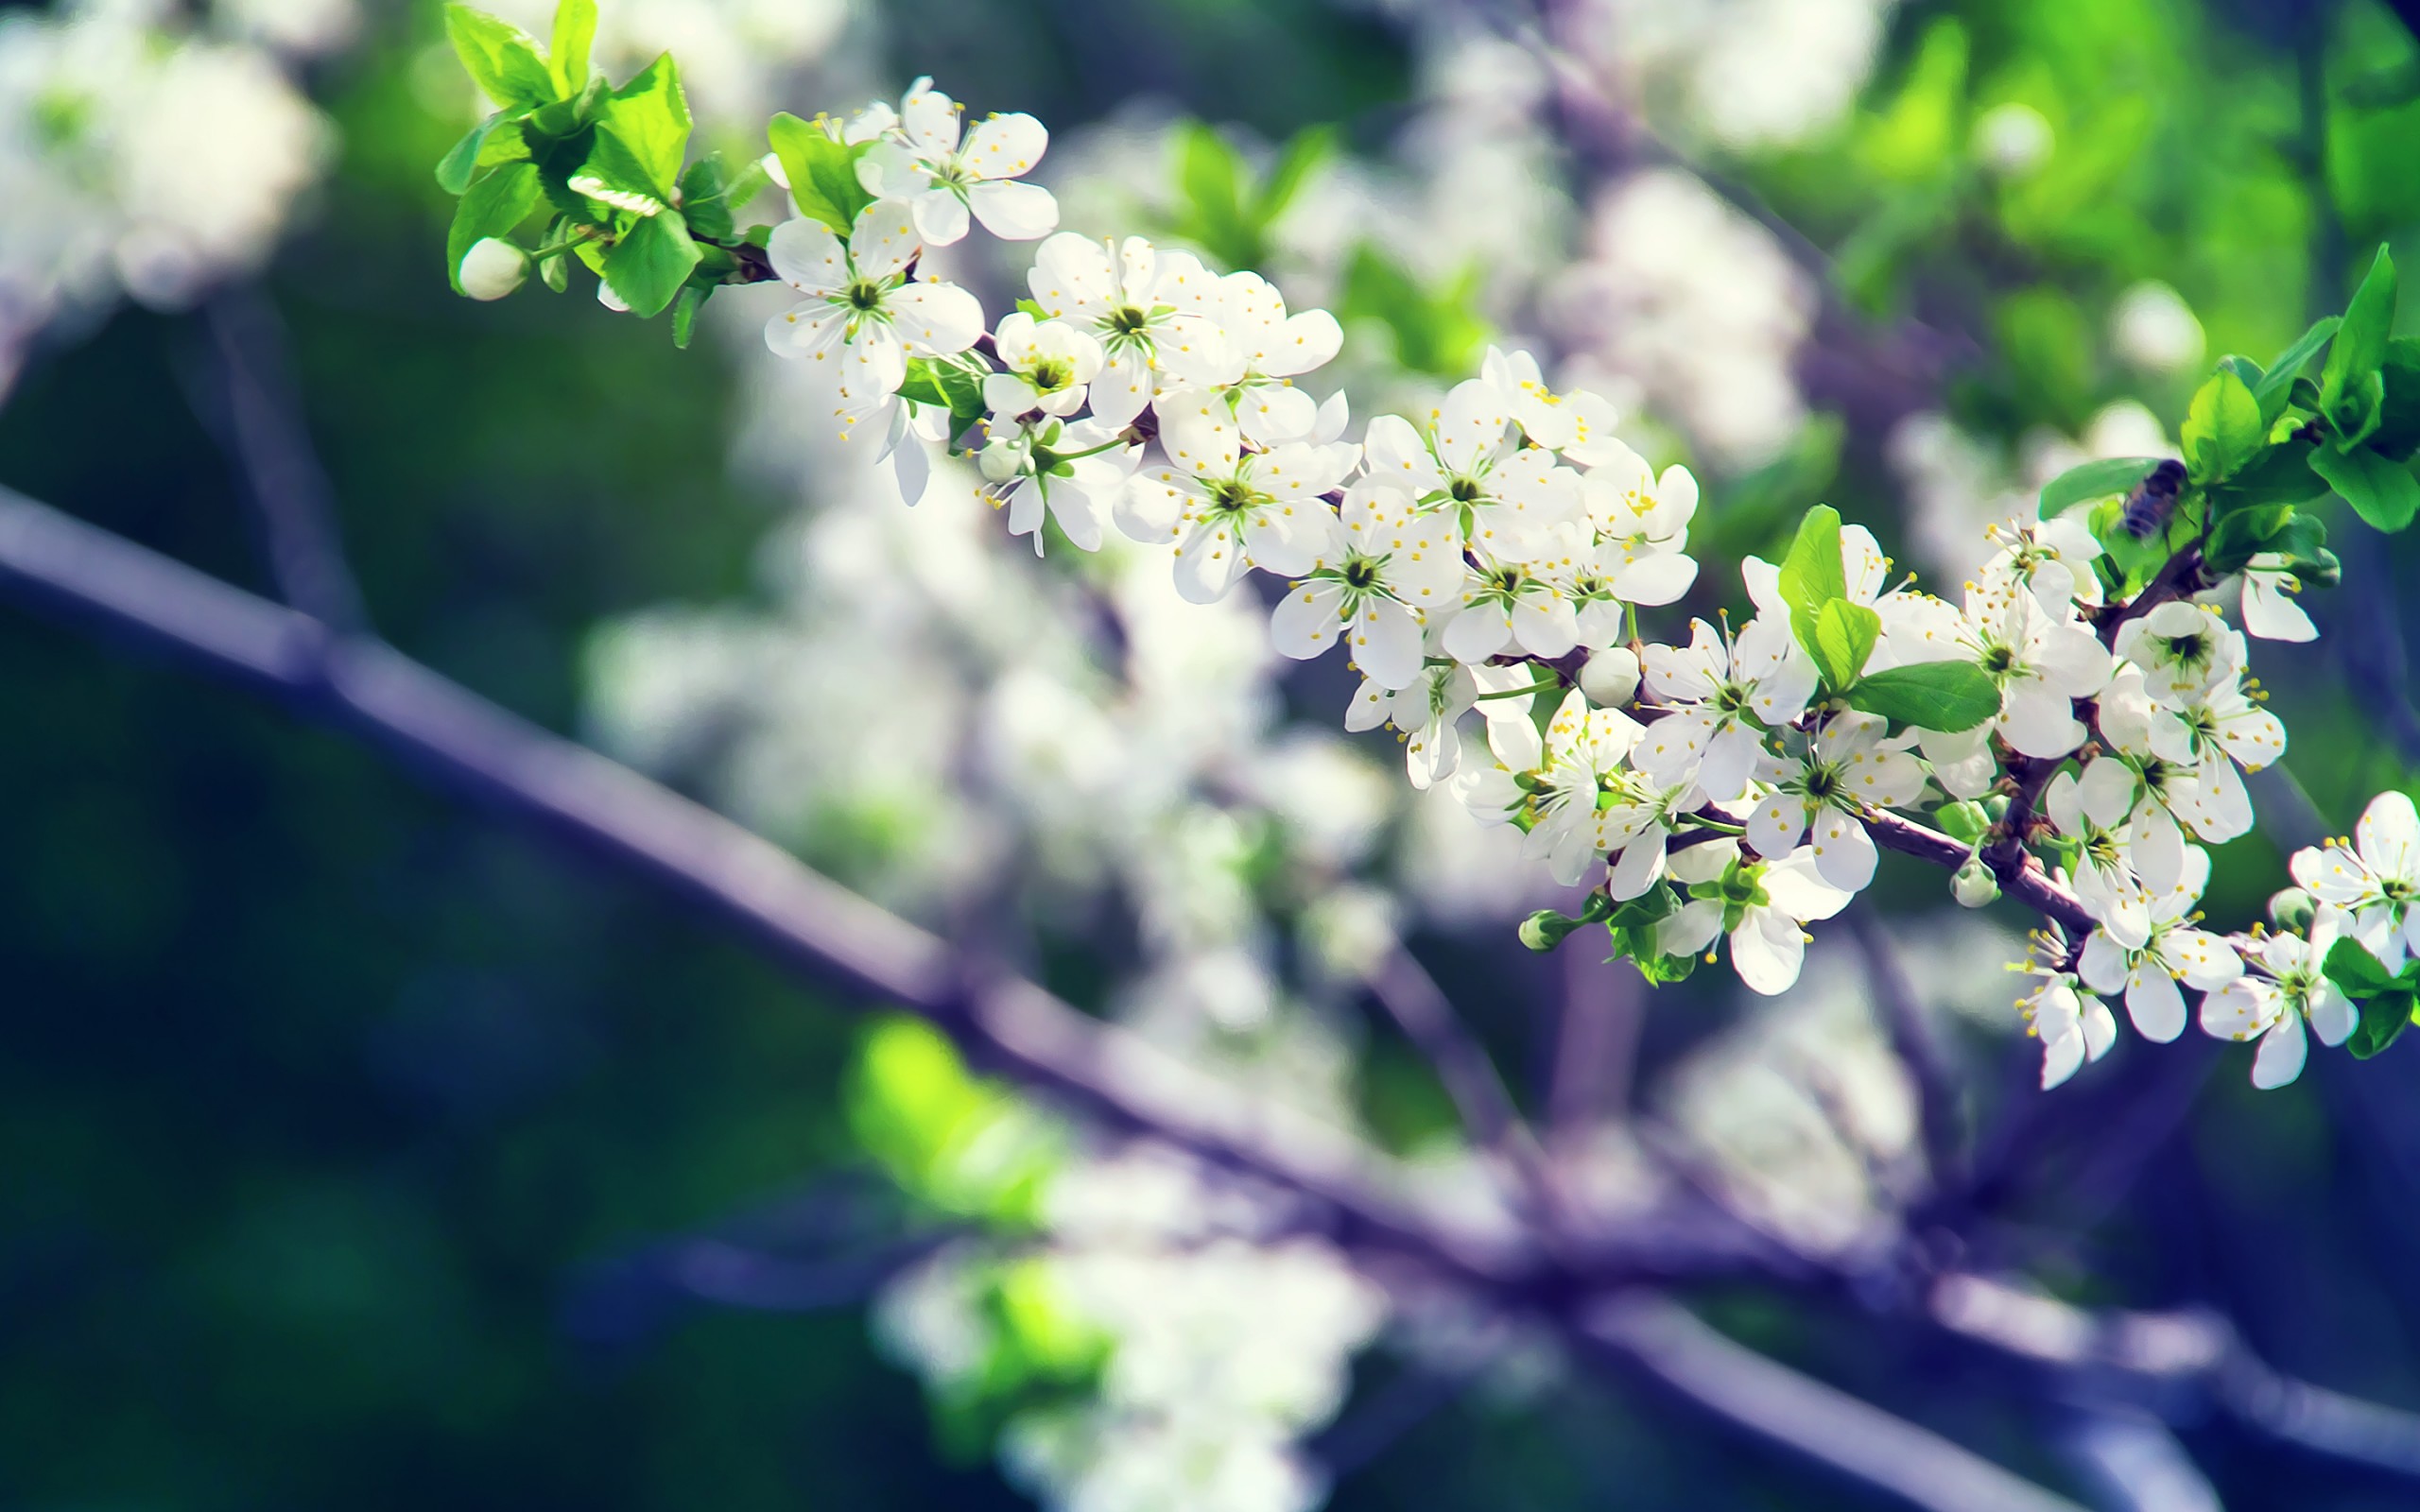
2255, 315, 2340, 423
446, 162, 543, 293
602, 211, 701, 318
767, 112, 873, 236
2309, 442, 2420, 532
548, 0, 596, 97
2349, 988, 2417, 1060
2325, 936, 2397, 997
1176, 122, 1252, 267
1812, 599, 1882, 692
2183, 368, 2264, 484
1844, 662, 2001, 731
2205, 438, 2325, 515
525, 74, 605, 141
436, 109, 527, 196
677, 154, 737, 241
1338, 248, 1491, 379
1256, 124, 1336, 225
2204, 502, 2296, 576
444, 5, 556, 109
571, 129, 672, 215
595, 53, 691, 198
2322, 245, 2396, 422
670, 284, 707, 349
2372, 336, 2420, 461
2039, 455, 2164, 516
1775, 504, 1844, 660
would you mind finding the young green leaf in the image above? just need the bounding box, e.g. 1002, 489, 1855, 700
1812, 599, 1882, 691
1256, 124, 1336, 225
2372, 336, 2420, 461
2204, 502, 2296, 575
548, 0, 596, 97
445, 5, 556, 110
2255, 314, 2341, 423
2325, 935, 2398, 997
602, 211, 701, 318
1843, 662, 2000, 731
1175, 122, 1251, 267
670, 284, 707, 349
767, 112, 873, 235
2348, 988, 2417, 1059
1934, 799, 1991, 847
2038, 455, 2163, 516
436, 109, 529, 196
2183, 368, 2263, 484
2309, 442, 2420, 533
446, 162, 543, 293
1777, 505, 1845, 611
2321, 245, 2396, 422
596, 53, 692, 199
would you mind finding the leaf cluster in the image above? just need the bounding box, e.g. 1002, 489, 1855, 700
435, 0, 769, 339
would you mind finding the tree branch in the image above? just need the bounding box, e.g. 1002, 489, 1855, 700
1864, 808, 2100, 939
1579, 1292, 2090, 1512
0, 482, 1532, 1296
198, 286, 370, 636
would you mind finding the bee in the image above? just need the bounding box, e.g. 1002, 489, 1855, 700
2119, 458, 2188, 540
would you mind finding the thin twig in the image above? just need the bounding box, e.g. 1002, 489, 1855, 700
199, 286, 369, 636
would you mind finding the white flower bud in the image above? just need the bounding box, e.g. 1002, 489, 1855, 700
458, 237, 528, 301
978, 438, 1027, 482
1579, 646, 1641, 709
1952, 856, 2000, 909
596, 278, 631, 314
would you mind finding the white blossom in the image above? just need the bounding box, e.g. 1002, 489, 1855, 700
2202, 908, 2361, 1089
1272, 482, 1461, 689
1119, 396, 1356, 603
2078, 845, 2240, 1042
1659, 846, 1854, 996
1745, 711, 1927, 892
857, 76, 1058, 244
763, 201, 984, 395
1638, 617, 1818, 800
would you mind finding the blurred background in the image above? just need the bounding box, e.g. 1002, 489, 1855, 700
4, 0, 2420, 1506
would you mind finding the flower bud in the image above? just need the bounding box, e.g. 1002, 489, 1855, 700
1579, 645, 1641, 708
978, 438, 1027, 483
1521, 908, 1584, 954
1953, 856, 2000, 909
2268, 886, 2315, 935
458, 237, 529, 301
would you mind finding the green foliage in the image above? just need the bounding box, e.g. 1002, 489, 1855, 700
2183, 369, 2263, 484
2323, 936, 2420, 1059
2321, 247, 2397, 433
1339, 248, 1491, 378
1845, 663, 2001, 731
767, 113, 875, 236
547, 0, 596, 98
1811, 599, 1882, 692
1775, 503, 1845, 662
846, 1017, 1061, 1224
1598, 884, 1692, 984
2310, 441, 2420, 532
444, 5, 554, 110
2039, 456, 2162, 516
445, 160, 542, 293
1935, 799, 1992, 847
1166, 121, 1335, 271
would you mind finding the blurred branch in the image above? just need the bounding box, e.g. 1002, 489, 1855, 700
1932, 1273, 2420, 1480
0, 478, 2137, 1512
0, 482, 1532, 1298
1847, 901, 1968, 1192
1368, 944, 1537, 1164
195, 285, 369, 637
2052, 1412, 2221, 1512
1548, 942, 1643, 1137
1580, 1292, 2090, 1512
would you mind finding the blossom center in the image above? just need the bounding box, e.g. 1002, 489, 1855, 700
844, 278, 887, 313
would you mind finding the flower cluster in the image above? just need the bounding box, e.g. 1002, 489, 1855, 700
730, 77, 2418, 1097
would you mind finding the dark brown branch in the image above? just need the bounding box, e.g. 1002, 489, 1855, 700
1864, 809, 2100, 939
